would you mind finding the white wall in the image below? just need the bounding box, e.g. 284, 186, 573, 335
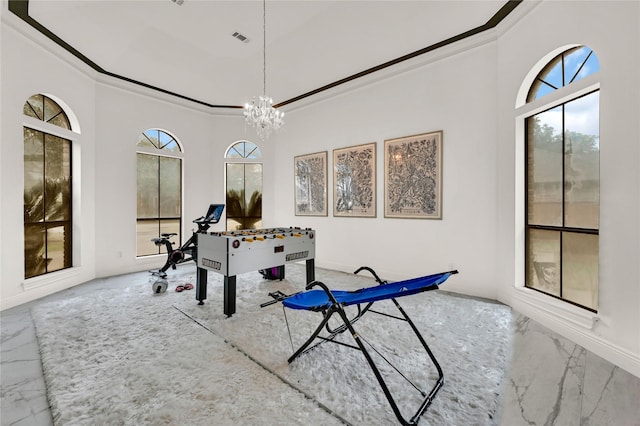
1, 12, 97, 307
273, 42, 501, 300
0, 8, 253, 307
272, 1, 640, 377
91, 81, 235, 278
1, 0, 638, 377
495, 0, 640, 377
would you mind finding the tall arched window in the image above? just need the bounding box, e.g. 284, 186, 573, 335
522, 46, 600, 311
225, 141, 262, 230
136, 129, 183, 256
23, 94, 73, 278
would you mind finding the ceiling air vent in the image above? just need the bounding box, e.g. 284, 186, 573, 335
232, 32, 250, 43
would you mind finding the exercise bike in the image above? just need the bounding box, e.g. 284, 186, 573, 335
149, 204, 224, 284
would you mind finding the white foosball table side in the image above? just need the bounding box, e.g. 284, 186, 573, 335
195, 228, 316, 316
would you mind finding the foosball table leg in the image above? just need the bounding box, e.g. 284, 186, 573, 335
196, 267, 207, 305
306, 258, 315, 283
224, 275, 237, 317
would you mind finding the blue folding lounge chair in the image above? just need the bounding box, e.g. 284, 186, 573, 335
264, 267, 458, 426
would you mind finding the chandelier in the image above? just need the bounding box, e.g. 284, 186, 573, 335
244, 0, 284, 140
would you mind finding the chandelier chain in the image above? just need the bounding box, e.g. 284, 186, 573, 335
243, 0, 284, 140
263, 0, 266, 96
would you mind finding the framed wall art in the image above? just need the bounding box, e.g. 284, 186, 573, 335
384, 131, 443, 219
294, 151, 328, 216
333, 142, 376, 217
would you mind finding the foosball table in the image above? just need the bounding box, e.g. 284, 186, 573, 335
196, 227, 316, 316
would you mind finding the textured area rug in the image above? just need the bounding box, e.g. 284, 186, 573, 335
32, 271, 342, 425
33, 265, 513, 425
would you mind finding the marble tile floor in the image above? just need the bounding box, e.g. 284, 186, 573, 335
2, 273, 639, 426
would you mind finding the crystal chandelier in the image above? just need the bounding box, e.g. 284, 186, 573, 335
244, 0, 284, 140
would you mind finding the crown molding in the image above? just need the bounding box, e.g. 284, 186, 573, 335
7, 0, 523, 112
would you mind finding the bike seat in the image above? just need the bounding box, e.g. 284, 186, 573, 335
151, 233, 177, 245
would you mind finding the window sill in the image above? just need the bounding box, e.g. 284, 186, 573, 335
512, 285, 599, 330
22, 267, 83, 291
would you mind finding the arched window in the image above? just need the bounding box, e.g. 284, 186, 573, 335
23, 94, 72, 130
522, 46, 600, 311
527, 46, 600, 102
136, 129, 183, 256
23, 94, 73, 278
225, 141, 263, 230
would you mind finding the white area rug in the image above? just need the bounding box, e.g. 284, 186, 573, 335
33, 265, 512, 425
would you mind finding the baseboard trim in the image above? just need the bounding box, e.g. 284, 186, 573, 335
507, 289, 640, 379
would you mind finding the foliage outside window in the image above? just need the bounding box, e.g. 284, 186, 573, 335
225, 141, 263, 230
23, 94, 73, 278
525, 46, 600, 312
136, 129, 182, 256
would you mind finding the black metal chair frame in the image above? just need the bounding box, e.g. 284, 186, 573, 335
282, 267, 447, 426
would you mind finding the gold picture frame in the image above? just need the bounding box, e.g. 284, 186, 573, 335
333, 142, 376, 217
294, 151, 328, 216
384, 131, 443, 219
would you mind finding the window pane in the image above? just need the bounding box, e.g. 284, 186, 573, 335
136, 128, 182, 258
43, 96, 61, 123
226, 146, 244, 159
238, 142, 247, 158
25, 95, 44, 120
24, 223, 46, 278
23, 95, 70, 129
563, 46, 589, 82
143, 130, 160, 149
162, 141, 181, 153
226, 217, 242, 231
527, 46, 599, 103
527, 107, 563, 226
564, 92, 599, 229
234, 141, 248, 158
23, 100, 40, 119
562, 232, 598, 310
23, 97, 74, 278
137, 154, 159, 218
158, 131, 173, 148
136, 133, 156, 148
565, 47, 599, 84
527, 229, 561, 297
226, 163, 263, 230
539, 56, 563, 89
581, 54, 600, 80
243, 142, 261, 159
529, 79, 556, 101
24, 128, 44, 223
159, 157, 181, 218
244, 163, 262, 219
226, 218, 262, 231
48, 113, 71, 129
136, 220, 160, 256
44, 135, 72, 222
225, 141, 262, 159
226, 163, 246, 217
160, 219, 180, 254
46, 224, 70, 272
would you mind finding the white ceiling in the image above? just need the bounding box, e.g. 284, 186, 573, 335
28, 0, 511, 109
